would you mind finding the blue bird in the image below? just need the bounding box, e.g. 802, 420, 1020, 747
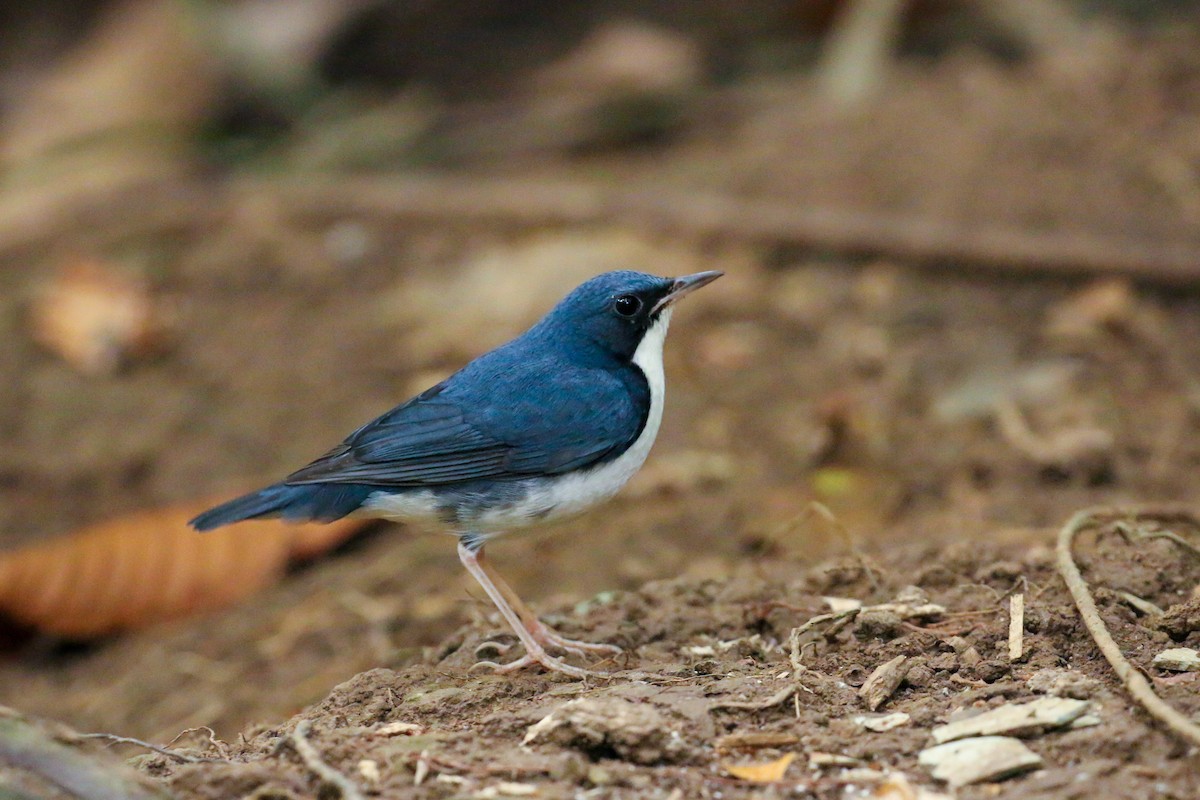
191, 269, 722, 677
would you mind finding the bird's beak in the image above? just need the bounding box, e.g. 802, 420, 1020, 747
652, 270, 724, 314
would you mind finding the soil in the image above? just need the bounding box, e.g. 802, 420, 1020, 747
3, 7, 1200, 799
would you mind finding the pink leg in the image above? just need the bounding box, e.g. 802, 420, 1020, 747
473, 550, 621, 658
458, 541, 605, 679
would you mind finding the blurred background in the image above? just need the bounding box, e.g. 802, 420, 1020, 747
2, 0, 1200, 741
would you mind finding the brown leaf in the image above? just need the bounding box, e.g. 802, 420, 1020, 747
29, 259, 171, 375
0, 498, 367, 638
723, 753, 796, 783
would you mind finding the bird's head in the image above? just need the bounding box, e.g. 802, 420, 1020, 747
533, 270, 723, 362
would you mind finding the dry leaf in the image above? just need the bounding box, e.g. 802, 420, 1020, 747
723, 753, 796, 783
30, 259, 171, 374
0, 497, 367, 638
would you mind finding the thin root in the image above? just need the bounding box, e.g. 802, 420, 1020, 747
1056, 506, 1200, 748
288, 720, 366, 800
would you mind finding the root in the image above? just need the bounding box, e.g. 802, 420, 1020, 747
1055, 507, 1200, 748
288, 720, 365, 800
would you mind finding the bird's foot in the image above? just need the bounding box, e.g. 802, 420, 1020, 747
470, 647, 602, 680
528, 620, 622, 659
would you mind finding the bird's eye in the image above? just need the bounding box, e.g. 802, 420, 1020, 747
613, 294, 642, 317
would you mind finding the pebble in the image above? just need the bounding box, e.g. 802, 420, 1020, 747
919, 736, 1043, 787
1152, 647, 1200, 672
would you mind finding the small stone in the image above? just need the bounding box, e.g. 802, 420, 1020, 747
1154, 597, 1200, 638
1026, 668, 1100, 699
855, 609, 905, 640
904, 662, 934, 688
928, 653, 958, 672
943, 637, 972, 654
959, 646, 982, 667
972, 659, 1011, 684
892, 585, 929, 605
524, 697, 686, 764
587, 765, 614, 786
931, 697, 1091, 743
1152, 647, 1200, 672
919, 736, 1043, 787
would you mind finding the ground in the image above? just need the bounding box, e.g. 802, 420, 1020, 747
2, 6, 1200, 799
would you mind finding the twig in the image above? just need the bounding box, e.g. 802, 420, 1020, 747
164, 726, 230, 759
1111, 521, 1200, 560
1008, 593, 1025, 662
287, 720, 365, 800
76, 733, 230, 764
0, 710, 168, 800
1055, 507, 1200, 748
790, 607, 862, 640
817, 0, 909, 108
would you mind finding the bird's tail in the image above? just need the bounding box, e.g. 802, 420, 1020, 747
189, 483, 374, 531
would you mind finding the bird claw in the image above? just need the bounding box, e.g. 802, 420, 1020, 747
474, 640, 513, 659
533, 627, 622, 658
470, 652, 602, 680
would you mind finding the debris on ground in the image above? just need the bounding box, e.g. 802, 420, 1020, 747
1153, 648, 1200, 672
918, 736, 1043, 788
931, 698, 1092, 743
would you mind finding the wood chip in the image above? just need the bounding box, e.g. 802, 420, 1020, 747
852, 712, 911, 732
859, 655, 910, 711
714, 731, 801, 752
1153, 647, 1200, 672
824, 596, 864, 613
724, 753, 796, 783
919, 736, 1043, 787
475, 782, 539, 798
809, 752, 864, 768
931, 697, 1090, 743
1008, 593, 1025, 662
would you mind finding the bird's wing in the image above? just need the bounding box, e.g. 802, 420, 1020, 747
283, 355, 647, 487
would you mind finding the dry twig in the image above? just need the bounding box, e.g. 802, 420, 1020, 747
0, 710, 167, 800
1055, 507, 1200, 748
288, 720, 365, 800
1008, 594, 1025, 662
76, 732, 230, 764
817, 0, 909, 108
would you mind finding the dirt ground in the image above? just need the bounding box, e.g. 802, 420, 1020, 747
3, 5, 1200, 799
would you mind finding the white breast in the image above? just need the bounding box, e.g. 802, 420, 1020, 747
472, 307, 672, 530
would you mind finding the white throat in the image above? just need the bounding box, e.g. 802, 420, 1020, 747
630, 307, 671, 440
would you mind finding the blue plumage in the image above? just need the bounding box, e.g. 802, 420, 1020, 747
189, 268, 722, 678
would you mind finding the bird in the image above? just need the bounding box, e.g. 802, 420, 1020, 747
190, 269, 723, 678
